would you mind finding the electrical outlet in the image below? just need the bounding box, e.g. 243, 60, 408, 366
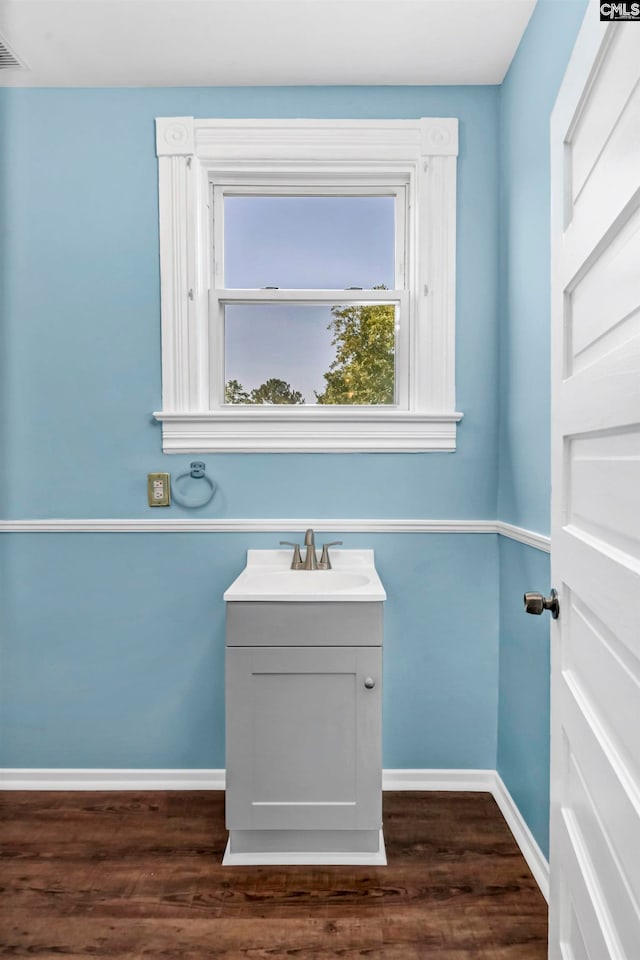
147, 472, 170, 507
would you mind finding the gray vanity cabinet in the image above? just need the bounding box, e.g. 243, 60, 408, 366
225, 601, 383, 862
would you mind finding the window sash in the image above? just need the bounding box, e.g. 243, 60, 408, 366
210, 184, 408, 413
211, 184, 407, 292
209, 289, 409, 411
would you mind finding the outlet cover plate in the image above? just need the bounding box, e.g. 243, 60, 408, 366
148, 472, 171, 507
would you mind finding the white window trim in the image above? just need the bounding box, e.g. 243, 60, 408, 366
154, 117, 462, 453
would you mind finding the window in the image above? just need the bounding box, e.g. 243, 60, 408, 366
155, 118, 461, 452
219, 192, 404, 409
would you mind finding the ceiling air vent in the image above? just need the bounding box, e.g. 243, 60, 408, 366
0, 36, 25, 70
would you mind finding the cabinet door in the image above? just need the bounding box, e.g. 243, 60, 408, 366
226, 646, 382, 831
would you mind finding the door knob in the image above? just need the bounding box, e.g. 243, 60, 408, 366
524, 589, 559, 619
364, 677, 376, 689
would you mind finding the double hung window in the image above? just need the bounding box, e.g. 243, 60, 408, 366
216, 188, 406, 410
155, 118, 461, 451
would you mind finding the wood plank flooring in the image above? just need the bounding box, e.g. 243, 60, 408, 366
0, 791, 548, 958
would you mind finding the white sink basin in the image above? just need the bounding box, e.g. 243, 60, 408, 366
244, 571, 370, 593
224, 549, 386, 602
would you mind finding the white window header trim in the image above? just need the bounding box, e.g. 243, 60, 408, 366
156, 117, 459, 159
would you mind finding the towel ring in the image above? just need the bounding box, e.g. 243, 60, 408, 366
172, 461, 217, 509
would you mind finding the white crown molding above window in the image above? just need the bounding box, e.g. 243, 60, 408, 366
154, 117, 461, 453
155, 117, 460, 160
0, 518, 551, 551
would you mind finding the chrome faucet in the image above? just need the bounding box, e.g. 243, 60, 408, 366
279, 540, 303, 569
318, 541, 343, 569
302, 528, 318, 570
280, 530, 344, 570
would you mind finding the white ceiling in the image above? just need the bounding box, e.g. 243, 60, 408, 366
0, 0, 536, 88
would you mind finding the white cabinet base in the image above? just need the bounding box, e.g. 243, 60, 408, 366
223, 829, 386, 866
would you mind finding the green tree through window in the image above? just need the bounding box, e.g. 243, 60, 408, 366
225, 289, 395, 406
250, 379, 304, 405
316, 296, 395, 405
225, 377, 305, 405
224, 379, 251, 404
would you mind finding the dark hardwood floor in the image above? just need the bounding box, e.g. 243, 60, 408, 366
0, 791, 547, 958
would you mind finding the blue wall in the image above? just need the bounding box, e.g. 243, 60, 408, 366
0, 1, 590, 859
0, 86, 499, 521
1, 531, 498, 769
497, 0, 588, 535
496, 0, 588, 857
498, 538, 552, 851
0, 86, 500, 770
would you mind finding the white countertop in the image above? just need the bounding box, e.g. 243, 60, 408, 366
224, 549, 386, 602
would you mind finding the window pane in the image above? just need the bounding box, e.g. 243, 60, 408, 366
223, 196, 395, 289
224, 302, 396, 405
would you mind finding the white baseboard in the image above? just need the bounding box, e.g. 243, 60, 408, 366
0, 767, 493, 793
491, 772, 550, 901
0, 768, 226, 791
382, 768, 495, 791
0, 766, 548, 900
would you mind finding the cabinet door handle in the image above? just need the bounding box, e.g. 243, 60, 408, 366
364, 677, 376, 689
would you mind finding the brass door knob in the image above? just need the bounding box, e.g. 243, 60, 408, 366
524, 589, 559, 619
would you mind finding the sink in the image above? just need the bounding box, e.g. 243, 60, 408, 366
224, 549, 386, 602
243, 571, 370, 594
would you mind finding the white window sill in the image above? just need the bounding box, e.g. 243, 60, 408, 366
153, 410, 463, 453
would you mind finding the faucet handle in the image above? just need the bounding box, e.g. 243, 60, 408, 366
318, 541, 343, 570
280, 541, 303, 570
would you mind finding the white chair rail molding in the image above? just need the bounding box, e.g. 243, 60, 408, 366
0, 518, 550, 551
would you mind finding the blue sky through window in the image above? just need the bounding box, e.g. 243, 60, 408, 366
224, 195, 395, 289
223, 195, 395, 402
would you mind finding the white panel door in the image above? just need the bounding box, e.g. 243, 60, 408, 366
550, 8, 640, 959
